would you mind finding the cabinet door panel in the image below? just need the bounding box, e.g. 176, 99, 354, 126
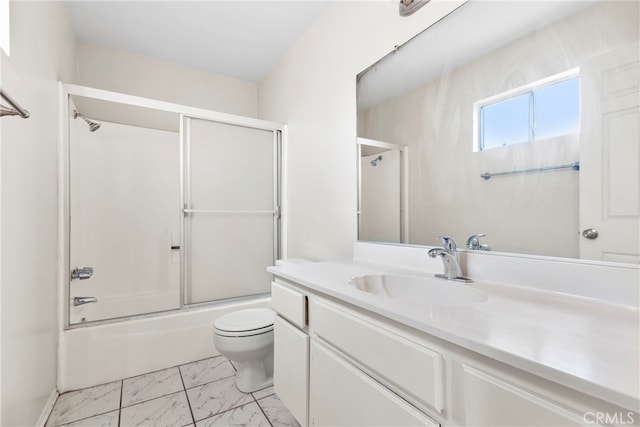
309, 341, 438, 427
274, 315, 308, 426
463, 365, 587, 426
311, 298, 443, 412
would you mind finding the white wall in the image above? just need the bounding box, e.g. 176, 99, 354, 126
1, 1, 76, 425
258, 0, 466, 261
76, 40, 258, 118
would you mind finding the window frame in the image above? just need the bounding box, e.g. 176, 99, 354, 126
0, 0, 9, 56
473, 67, 580, 152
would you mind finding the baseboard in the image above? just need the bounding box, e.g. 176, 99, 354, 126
36, 389, 59, 427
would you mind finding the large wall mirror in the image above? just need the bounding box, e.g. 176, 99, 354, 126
357, 0, 639, 264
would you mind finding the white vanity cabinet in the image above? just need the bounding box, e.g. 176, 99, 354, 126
271, 277, 638, 427
272, 278, 441, 427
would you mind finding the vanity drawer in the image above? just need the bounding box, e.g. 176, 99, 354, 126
271, 281, 307, 329
310, 299, 444, 412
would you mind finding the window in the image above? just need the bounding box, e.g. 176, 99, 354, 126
474, 69, 580, 151
0, 0, 9, 56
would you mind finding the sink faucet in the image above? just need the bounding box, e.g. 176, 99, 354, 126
428, 236, 472, 283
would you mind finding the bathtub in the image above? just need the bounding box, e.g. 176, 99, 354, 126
57, 297, 270, 392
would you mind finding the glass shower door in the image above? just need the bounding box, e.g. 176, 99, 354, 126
68, 97, 181, 324
183, 117, 279, 304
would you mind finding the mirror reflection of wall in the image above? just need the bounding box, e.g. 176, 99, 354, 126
357, 0, 639, 263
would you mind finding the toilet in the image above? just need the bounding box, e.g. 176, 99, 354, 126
213, 308, 275, 393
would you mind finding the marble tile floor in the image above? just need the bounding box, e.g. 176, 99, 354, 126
45, 356, 299, 427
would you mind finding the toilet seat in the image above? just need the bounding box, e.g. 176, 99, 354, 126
214, 308, 274, 337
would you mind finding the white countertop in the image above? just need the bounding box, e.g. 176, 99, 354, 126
268, 258, 640, 411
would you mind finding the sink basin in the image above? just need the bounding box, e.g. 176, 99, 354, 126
348, 274, 488, 305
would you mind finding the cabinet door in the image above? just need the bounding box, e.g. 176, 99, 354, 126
274, 315, 309, 426
462, 365, 588, 426
311, 298, 443, 412
309, 341, 438, 427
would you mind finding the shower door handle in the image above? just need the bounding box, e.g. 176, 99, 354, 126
171, 245, 180, 250
71, 267, 94, 280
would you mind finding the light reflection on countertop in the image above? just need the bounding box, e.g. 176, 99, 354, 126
268, 259, 640, 412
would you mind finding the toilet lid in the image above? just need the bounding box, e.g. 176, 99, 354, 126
214, 308, 275, 333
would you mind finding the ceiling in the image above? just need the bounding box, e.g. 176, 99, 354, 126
65, 1, 328, 83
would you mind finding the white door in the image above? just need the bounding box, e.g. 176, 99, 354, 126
69, 116, 181, 324
580, 42, 639, 263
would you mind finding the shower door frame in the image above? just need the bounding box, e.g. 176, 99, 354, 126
180, 114, 283, 306
356, 137, 409, 243
59, 83, 287, 329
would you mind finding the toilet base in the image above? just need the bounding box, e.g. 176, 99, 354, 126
234, 357, 274, 393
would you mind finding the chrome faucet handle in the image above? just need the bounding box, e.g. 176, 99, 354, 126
466, 234, 491, 251
436, 236, 457, 253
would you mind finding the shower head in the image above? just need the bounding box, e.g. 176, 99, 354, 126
370, 155, 383, 166
73, 110, 102, 132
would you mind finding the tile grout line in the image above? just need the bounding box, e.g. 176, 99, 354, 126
118, 380, 123, 426
47, 383, 124, 427
181, 358, 236, 391
251, 392, 275, 427
192, 399, 267, 426
183, 374, 236, 392
253, 393, 274, 427
178, 365, 198, 426
108, 355, 230, 393
48, 410, 120, 427
119, 361, 233, 409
